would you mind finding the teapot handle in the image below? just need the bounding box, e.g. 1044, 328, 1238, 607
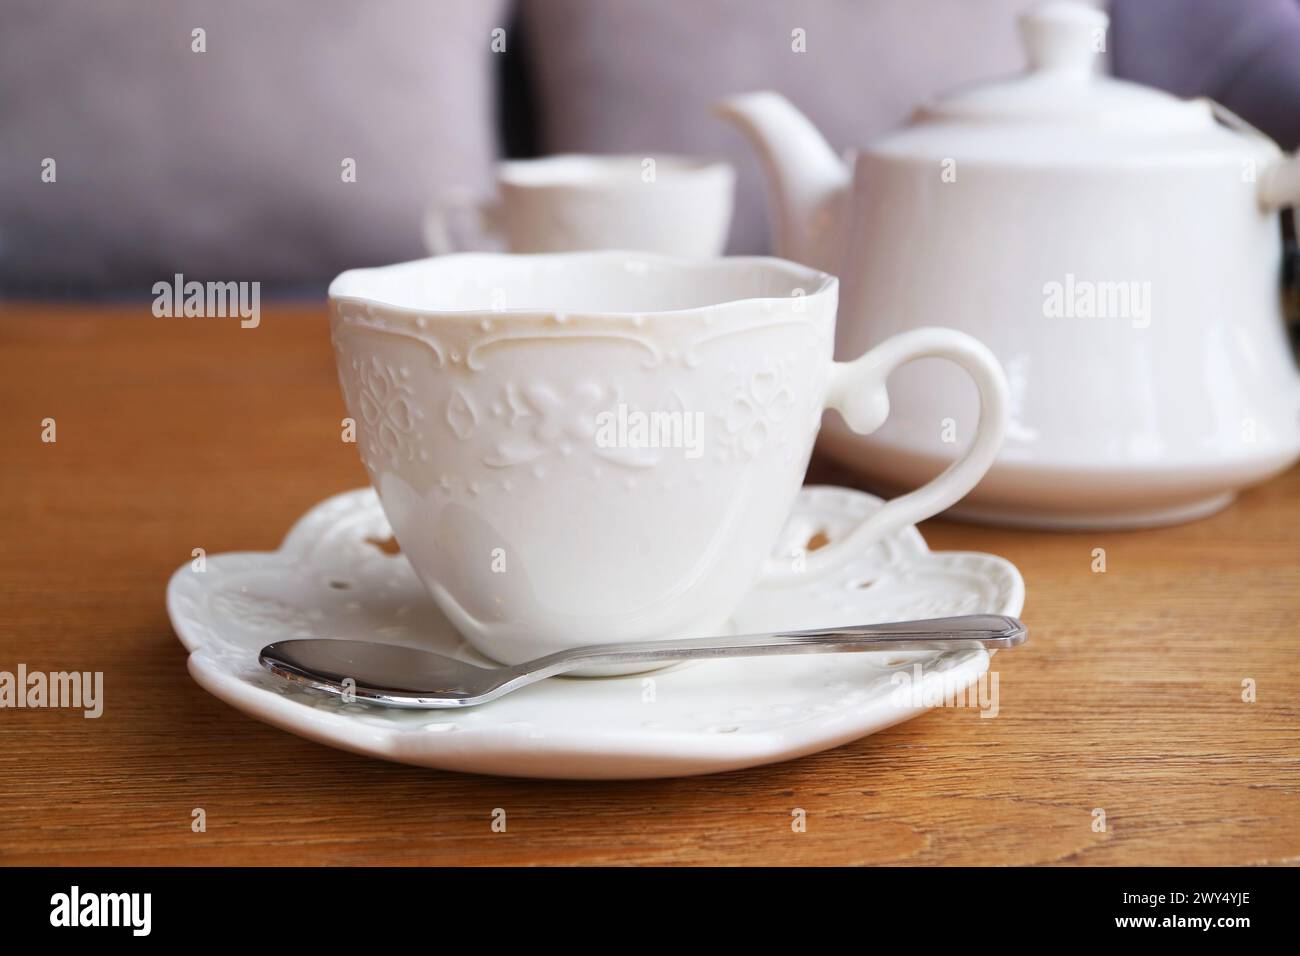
1207, 100, 1300, 211
1260, 152, 1300, 211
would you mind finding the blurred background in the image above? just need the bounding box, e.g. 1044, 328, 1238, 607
3, 0, 1299, 298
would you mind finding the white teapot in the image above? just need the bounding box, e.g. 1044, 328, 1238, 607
718, 0, 1300, 528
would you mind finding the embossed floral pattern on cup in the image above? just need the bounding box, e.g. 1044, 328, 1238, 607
347, 354, 423, 470
720, 359, 796, 460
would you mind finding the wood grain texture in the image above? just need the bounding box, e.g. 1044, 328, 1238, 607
1, 303, 1297, 866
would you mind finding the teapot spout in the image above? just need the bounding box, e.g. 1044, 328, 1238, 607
715, 91, 851, 272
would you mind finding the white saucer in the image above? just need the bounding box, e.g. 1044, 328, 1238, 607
167, 486, 1024, 780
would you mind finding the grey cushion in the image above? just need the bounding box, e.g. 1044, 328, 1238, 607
520, 0, 1042, 254
1112, 0, 1300, 152
0, 0, 507, 293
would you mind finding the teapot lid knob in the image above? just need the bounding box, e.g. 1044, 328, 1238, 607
1021, 0, 1109, 77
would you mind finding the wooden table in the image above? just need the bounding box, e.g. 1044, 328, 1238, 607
2, 303, 1297, 866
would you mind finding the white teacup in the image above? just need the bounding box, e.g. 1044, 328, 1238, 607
329, 252, 1007, 667
424, 154, 735, 257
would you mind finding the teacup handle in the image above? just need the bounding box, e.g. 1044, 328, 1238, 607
764, 327, 1009, 583
423, 188, 504, 255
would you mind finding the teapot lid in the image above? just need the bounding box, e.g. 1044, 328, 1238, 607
876, 0, 1273, 164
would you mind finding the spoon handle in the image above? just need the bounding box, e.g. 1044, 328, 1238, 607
529, 614, 1026, 677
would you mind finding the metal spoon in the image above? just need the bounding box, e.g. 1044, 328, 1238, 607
259, 614, 1025, 709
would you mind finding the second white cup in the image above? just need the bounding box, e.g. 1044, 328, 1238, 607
424, 154, 735, 257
